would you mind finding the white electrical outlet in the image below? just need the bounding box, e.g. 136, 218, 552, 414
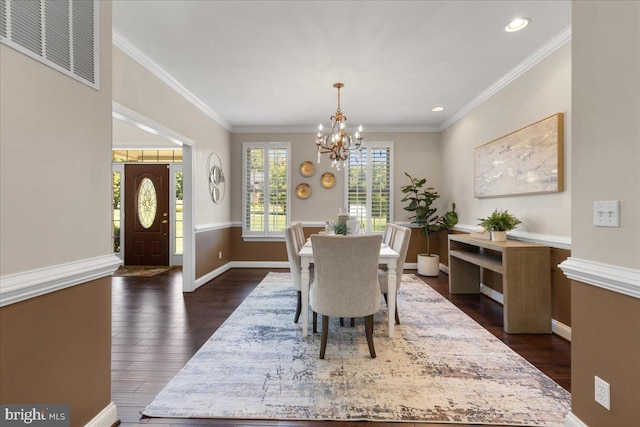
218, 251, 223, 259
595, 376, 611, 410
593, 201, 620, 227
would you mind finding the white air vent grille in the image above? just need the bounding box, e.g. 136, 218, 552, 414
0, 0, 99, 90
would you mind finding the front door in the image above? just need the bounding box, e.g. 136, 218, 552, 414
124, 164, 170, 266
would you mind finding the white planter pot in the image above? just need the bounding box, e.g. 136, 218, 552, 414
491, 231, 507, 241
417, 254, 440, 276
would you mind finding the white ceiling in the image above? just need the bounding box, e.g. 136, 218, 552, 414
112, 1, 571, 133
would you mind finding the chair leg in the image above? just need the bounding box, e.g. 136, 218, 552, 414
364, 315, 376, 358
339, 317, 344, 326
319, 315, 329, 359
313, 311, 318, 333
350, 317, 355, 327
294, 291, 302, 323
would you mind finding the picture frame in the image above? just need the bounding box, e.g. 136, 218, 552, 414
474, 113, 563, 198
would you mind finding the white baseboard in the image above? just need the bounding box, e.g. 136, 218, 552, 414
194, 263, 232, 290
565, 412, 588, 427
230, 261, 289, 269
552, 319, 572, 341
194, 261, 290, 290
84, 402, 118, 427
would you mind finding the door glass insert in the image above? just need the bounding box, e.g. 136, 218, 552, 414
137, 178, 157, 228
112, 171, 121, 253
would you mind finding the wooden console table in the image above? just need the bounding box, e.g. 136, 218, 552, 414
448, 234, 551, 334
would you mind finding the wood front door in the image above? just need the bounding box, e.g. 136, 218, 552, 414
124, 164, 170, 266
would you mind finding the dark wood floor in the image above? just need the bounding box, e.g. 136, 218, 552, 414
112, 268, 571, 427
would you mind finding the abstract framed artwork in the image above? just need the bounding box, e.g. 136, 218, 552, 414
474, 113, 564, 198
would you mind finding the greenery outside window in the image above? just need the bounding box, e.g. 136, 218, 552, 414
346, 141, 394, 233
242, 142, 290, 239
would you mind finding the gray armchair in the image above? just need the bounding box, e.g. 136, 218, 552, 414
378, 225, 411, 325
310, 234, 382, 359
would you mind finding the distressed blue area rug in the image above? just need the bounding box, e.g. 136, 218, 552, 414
143, 273, 570, 426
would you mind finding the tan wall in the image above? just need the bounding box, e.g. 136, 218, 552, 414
571, 281, 640, 426
0, 2, 113, 425
570, 2, 640, 425
0, 2, 113, 275
440, 42, 572, 238
571, 1, 640, 269
112, 47, 232, 227
0, 278, 112, 427
230, 132, 442, 224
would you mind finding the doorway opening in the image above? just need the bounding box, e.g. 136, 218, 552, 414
112, 102, 195, 292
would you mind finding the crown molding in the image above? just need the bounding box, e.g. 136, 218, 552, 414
113, 25, 570, 135
232, 125, 441, 134
440, 26, 572, 131
112, 30, 232, 132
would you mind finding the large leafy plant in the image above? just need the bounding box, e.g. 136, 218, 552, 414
401, 172, 458, 256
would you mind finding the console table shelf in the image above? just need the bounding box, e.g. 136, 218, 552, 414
448, 234, 551, 334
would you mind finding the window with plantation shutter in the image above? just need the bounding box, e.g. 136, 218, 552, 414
346, 142, 394, 233
242, 142, 290, 239
0, 0, 98, 89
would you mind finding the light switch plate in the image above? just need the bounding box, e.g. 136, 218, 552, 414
594, 201, 620, 227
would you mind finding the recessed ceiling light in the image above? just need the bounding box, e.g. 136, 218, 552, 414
432, 106, 445, 112
505, 17, 530, 32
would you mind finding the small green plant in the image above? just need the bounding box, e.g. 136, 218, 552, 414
332, 221, 347, 235
401, 173, 458, 256
477, 209, 521, 232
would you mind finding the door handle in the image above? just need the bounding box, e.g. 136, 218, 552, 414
162, 220, 168, 224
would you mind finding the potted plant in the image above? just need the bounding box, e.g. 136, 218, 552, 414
477, 209, 521, 241
401, 173, 458, 276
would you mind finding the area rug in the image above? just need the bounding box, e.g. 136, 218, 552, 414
112, 266, 174, 277
143, 273, 570, 426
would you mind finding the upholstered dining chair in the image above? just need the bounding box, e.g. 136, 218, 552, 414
383, 223, 396, 246
284, 225, 307, 324
378, 225, 411, 325
292, 222, 305, 247
310, 234, 383, 359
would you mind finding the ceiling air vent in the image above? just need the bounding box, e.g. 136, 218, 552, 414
0, 0, 99, 90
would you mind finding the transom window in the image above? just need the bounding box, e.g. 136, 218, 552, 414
242, 142, 290, 239
346, 141, 394, 233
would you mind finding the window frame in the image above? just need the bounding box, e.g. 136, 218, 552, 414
344, 141, 395, 234
242, 141, 291, 241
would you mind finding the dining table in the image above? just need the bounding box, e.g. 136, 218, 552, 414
298, 238, 400, 337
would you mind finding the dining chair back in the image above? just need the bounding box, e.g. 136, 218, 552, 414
285, 225, 304, 323
383, 223, 396, 246
310, 234, 382, 359
379, 225, 411, 324
292, 222, 305, 247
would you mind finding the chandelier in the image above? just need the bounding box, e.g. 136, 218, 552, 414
316, 83, 364, 169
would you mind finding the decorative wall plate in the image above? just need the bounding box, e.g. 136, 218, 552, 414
321, 172, 336, 189
300, 161, 315, 177
295, 183, 312, 199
